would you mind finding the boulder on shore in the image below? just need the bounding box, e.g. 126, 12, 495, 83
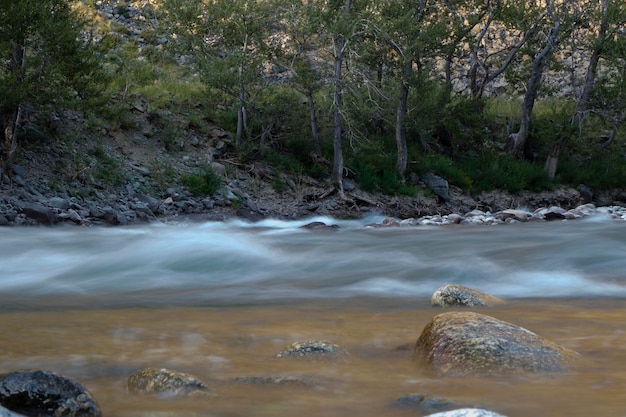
414, 311, 579, 376
431, 284, 505, 308
0, 370, 101, 417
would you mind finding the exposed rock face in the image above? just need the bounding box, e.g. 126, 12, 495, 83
424, 408, 508, 417
127, 368, 211, 397
275, 340, 350, 360
0, 370, 101, 417
414, 312, 579, 376
431, 284, 505, 307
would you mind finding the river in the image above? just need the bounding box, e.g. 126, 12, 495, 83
0, 215, 625, 416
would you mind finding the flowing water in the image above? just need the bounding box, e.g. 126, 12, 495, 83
1, 215, 625, 417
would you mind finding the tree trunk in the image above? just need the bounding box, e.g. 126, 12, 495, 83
544, 0, 609, 178
306, 90, 321, 156
331, 33, 345, 193
395, 59, 411, 181
509, 3, 560, 158
330, 0, 352, 195
2, 42, 26, 170
572, 0, 609, 126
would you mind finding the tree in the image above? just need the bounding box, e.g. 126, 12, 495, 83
328, 0, 357, 196
0, 0, 100, 170
164, 0, 278, 145
544, 0, 626, 178
507, 0, 562, 157
466, 0, 544, 99
273, 0, 328, 155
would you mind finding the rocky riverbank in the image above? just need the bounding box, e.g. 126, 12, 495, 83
2, 142, 626, 228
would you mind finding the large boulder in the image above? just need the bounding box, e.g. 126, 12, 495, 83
127, 368, 211, 398
414, 312, 579, 376
0, 370, 101, 417
431, 284, 505, 308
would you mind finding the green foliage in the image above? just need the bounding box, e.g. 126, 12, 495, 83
0, 0, 104, 109
149, 160, 178, 192
459, 153, 553, 193
89, 144, 127, 187
181, 167, 223, 197
347, 139, 416, 195
416, 154, 473, 191
557, 148, 626, 189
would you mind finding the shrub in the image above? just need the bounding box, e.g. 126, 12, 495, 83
181, 167, 222, 197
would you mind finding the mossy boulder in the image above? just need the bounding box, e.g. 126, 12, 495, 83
127, 368, 211, 398
0, 370, 101, 417
414, 312, 579, 376
431, 284, 505, 308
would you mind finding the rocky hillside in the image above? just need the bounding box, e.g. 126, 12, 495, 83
1, 0, 625, 227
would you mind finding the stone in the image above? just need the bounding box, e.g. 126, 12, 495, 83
495, 209, 530, 222
300, 221, 340, 230
431, 284, 505, 307
127, 368, 211, 398
424, 408, 508, 417
275, 340, 350, 360
13, 201, 57, 225
421, 173, 449, 201
414, 311, 579, 376
48, 196, 71, 210
0, 370, 101, 417
393, 394, 457, 414
233, 375, 310, 386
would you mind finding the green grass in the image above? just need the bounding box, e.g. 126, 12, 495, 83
181, 167, 223, 197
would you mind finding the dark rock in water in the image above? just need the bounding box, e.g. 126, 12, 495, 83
275, 340, 350, 360
421, 173, 449, 201
414, 312, 579, 376
423, 408, 508, 417
0, 370, 101, 417
431, 284, 505, 308
393, 393, 457, 414
300, 221, 339, 230
127, 368, 211, 398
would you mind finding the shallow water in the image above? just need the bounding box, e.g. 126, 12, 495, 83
1, 217, 625, 416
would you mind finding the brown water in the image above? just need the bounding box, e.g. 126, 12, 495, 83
2, 297, 624, 417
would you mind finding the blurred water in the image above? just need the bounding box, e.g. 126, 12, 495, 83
1, 215, 626, 308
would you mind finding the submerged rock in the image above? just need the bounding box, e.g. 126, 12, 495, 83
431, 284, 505, 308
275, 340, 350, 360
0, 370, 101, 417
127, 368, 211, 398
424, 408, 508, 417
414, 311, 579, 376
233, 375, 311, 386
393, 393, 457, 414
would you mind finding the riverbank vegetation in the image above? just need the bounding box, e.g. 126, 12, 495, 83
1, 0, 625, 199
